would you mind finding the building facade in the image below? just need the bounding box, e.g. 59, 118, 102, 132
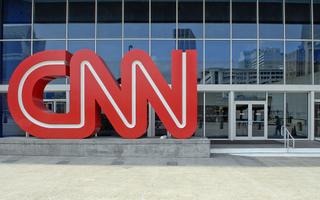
1, 0, 320, 141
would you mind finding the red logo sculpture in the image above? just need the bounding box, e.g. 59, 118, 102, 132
8, 49, 197, 139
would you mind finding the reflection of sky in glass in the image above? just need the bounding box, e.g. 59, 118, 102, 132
68, 40, 94, 53
124, 40, 148, 53
206, 41, 230, 69
151, 40, 176, 83
34, 24, 66, 39
2, 41, 31, 84
97, 40, 122, 80
33, 40, 66, 53
259, 24, 283, 39
285, 41, 312, 84
177, 40, 203, 83
232, 41, 257, 69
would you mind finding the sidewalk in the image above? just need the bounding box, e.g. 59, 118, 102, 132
0, 155, 319, 200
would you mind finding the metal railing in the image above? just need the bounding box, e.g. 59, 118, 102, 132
281, 126, 295, 150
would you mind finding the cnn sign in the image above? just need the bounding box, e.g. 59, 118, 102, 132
8, 49, 197, 139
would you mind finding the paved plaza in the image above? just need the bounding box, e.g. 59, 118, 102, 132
0, 155, 320, 200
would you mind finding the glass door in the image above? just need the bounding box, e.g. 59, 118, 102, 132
315, 102, 320, 138
235, 101, 266, 139
251, 104, 265, 137
236, 104, 249, 137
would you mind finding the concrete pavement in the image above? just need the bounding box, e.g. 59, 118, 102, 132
0, 155, 320, 200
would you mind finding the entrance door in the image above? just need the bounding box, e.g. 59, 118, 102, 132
235, 101, 267, 139
315, 102, 320, 138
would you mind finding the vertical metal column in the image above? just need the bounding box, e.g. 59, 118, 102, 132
310, 91, 315, 140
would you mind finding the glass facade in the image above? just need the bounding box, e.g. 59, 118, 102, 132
0, 0, 319, 140
1, 0, 319, 85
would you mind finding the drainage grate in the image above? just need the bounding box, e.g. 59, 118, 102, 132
111, 160, 124, 165
56, 160, 70, 165
166, 161, 178, 166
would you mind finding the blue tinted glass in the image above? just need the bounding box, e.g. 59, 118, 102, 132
286, 41, 312, 84
68, 0, 95, 39
1, 41, 31, 84
232, 0, 257, 39
68, 40, 95, 53
33, 40, 66, 53
124, 40, 149, 53
33, 40, 66, 84
151, 1, 176, 38
0, 94, 25, 137
96, 40, 122, 80
285, 0, 311, 39
205, 0, 230, 39
259, 41, 284, 84
205, 40, 230, 84
3, 0, 32, 39
124, 0, 149, 38
178, 1, 203, 38
97, 0, 122, 38
314, 0, 320, 39
232, 40, 257, 84
177, 40, 203, 83
315, 42, 320, 84
259, 0, 283, 39
151, 40, 176, 83
34, 1, 66, 39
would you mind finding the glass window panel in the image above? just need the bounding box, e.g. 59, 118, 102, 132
205, 0, 230, 39
195, 92, 204, 137
205, 40, 230, 84
234, 92, 266, 100
151, 0, 176, 38
151, 40, 176, 83
267, 93, 284, 138
33, 40, 66, 84
232, 40, 257, 84
1, 41, 31, 84
315, 42, 320, 84
124, 0, 149, 38
178, 40, 203, 83
259, 41, 284, 84
285, 41, 312, 84
285, 0, 311, 39
286, 93, 308, 138
232, 0, 257, 39
205, 92, 229, 138
34, 0, 66, 39
259, 0, 283, 39
33, 40, 66, 53
124, 40, 149, 54
314, 0, 320, 39
97, 0, 122, 38
68, 40, 95, 53
68, 0, 95, 38
178, 1, 203, 39
3, 0, 32, 39
96, 40, 122, 81
0, 94, 25, 137
44, 92, 66, 99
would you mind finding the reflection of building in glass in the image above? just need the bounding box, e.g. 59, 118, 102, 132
238, 49, 257, 69
286, 42, 312, 84
203, 47, 284, 84
176, 28, 196, 50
